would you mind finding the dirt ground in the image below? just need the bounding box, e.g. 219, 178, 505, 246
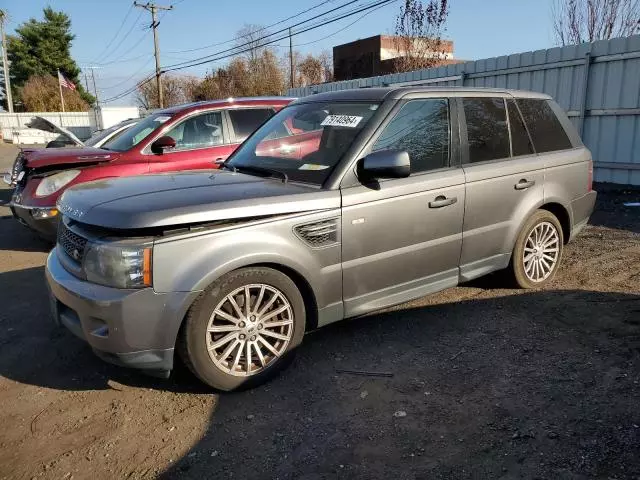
0, 142, 638, 480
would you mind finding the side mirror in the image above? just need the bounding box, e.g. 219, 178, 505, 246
360, 150, 410, 180
150, 136, 176, 154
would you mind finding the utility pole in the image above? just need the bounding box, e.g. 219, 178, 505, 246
90, 68, 100, 106
81, 65, 102, 106
134, 2, 172, 108
289, 27, 294, 89
0, 10, 13, 113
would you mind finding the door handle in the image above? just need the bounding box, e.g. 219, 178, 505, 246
214, 158, 225, 164
429, 195, 457, 208
515, 179, 536, 190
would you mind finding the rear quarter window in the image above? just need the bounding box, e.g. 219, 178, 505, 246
516, 99, 573, 153
228, 108, 274, 142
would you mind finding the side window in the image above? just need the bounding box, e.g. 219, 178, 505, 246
228, 108, 274, 142
463, 97, 510, 163
371, 99, 449, 174
507, 99, 534, 156
517, 99, 573, 153
164, 111, 224, 151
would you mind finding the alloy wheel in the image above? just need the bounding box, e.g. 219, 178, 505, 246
206, 284, 294, 376
522, 221, 560, 283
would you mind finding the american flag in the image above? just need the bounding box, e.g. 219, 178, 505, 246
57, 70, 76, 90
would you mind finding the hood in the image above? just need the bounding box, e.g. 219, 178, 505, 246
57, 170, 340, 229
24, 147, 120, 169
27, 116, 84, 146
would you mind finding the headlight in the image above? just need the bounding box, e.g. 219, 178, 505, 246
35, 170, 81, 197
83, 242, 152, 288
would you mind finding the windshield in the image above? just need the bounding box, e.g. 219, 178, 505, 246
101, 114, 173, 152
227, 102, 380, 186
84, 121, 136, 147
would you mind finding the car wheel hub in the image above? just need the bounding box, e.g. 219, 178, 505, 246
206, 284, 294, 377
522, 221, 560, 283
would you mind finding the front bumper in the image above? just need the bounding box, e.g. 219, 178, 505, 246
45, 249, 199, 375
11, 204, 59, 242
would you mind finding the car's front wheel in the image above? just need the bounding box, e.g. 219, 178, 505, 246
510, 210, 564, 289
178, 267, 306, 391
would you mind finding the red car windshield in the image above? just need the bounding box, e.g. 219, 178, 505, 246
227, 102, 380, 186
101, 114, 174, 152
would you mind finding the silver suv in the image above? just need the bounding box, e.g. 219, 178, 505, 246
46, 87, 597, 390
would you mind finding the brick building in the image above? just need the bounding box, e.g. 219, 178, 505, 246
333, 35, 460, 81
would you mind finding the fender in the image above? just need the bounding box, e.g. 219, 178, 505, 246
152, 210, 343, 311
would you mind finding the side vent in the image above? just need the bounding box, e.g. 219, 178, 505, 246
294, 218, 339, 248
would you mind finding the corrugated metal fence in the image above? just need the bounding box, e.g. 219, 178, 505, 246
288, 35, 640, 185
0, 112, 96, 144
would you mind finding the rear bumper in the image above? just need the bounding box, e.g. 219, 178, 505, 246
569, 190, 597, 241
45, 249, 199, 375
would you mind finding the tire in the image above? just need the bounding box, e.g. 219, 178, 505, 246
509, 209, 564, 289
178, 267, 306, 391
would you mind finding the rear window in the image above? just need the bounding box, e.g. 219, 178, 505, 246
228, 108, 274, 142
516, 99, 573, 153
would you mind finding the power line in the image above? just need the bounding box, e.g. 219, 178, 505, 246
163, 0, 395, 72
100, 10, 145, 63
86, 4, 135, 64
103, 0, 397, 103
102, 74, 155, 103
101, 58, 155, 90
273, 0, 394, 48
166, 0, 338, 54
163, 0, 363, 67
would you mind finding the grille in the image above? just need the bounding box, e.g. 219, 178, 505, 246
57, 222, 88, 262
294, 219, 339, 248
9, 153, 25, 186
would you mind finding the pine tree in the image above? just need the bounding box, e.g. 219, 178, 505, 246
7, 7, 94, 107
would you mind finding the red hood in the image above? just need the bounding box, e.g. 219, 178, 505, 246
24, 147, 120, 169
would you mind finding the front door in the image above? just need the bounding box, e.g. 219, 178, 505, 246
149, 110, 236, 173
340, 98, 465, 317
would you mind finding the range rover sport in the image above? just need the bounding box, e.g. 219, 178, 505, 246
46, 87, 597, 391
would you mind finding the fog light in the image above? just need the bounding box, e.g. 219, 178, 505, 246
31, 208, 59, 219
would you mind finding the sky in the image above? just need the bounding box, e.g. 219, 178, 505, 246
2, 0, 557, 105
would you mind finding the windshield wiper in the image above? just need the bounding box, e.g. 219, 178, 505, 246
233, 164, 288, 183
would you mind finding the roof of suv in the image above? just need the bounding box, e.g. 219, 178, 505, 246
157, 96, 297, 115
293, 87, 551, 104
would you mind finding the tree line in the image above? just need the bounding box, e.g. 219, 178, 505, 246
2, 1, 638, 112
137, 25, 333, 110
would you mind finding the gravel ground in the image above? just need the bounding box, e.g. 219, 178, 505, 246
0, 143, 638, 480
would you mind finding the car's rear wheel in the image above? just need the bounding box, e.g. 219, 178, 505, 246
510, 210, 564, 289
178, 267, 306, 391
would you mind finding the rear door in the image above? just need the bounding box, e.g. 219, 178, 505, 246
458, 95, 544, 281
340, 97, 465, 317
149, 109, 236, 173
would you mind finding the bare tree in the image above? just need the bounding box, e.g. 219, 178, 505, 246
552, 0, 640, 46
136, 74, 194, 110
318, 50, 334, 83
297, 54, 324, 86
21, 74, 88, 111
393, 0, 449, 73
235, 24, 272, 64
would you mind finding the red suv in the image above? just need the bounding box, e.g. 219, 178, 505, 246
6, 97, 294, 240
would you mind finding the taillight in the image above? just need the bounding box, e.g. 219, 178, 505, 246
587, 160, 593, 191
